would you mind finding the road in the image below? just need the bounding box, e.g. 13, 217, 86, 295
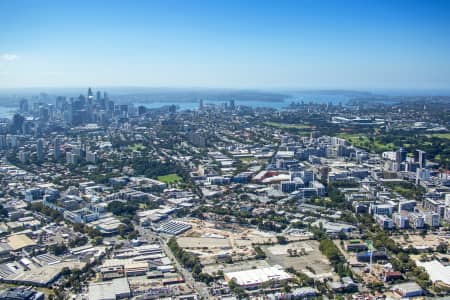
160, 236, 211, 299
137, 226, 211, 299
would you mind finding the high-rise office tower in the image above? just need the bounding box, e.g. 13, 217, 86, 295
10, 114, 25, 134
396, 147, 407, 163
39, 106, 49, 122
88, 87, 94, 99
56, 96, 66, 112
87, 88, 94, 106
415, 150, 426, 169
107, 100, 114, 112
53, 137, 61, 161
19, 99, 29, 113
18, 150, 29, 164
76, 95, 86, 109
36, 138, 45, 162
229, 99, 235, 110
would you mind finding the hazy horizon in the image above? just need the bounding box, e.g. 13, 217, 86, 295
1, 86, 450, 98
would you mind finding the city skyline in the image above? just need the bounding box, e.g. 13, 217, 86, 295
1, 0, 450, 90
0, 2, 450, 297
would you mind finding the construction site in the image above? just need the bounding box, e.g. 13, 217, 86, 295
263, 240, 336, 281
174, 219, 277, 265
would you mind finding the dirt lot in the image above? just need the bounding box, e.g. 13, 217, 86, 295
262, 240, 335, 280
391, 233, 447, 251
202, 259, 271, 276
176, 219, 277, 264
177, 237, 231, 249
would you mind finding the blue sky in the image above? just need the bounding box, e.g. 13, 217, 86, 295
1, 0, 450, 90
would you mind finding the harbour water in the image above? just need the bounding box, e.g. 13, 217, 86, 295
0, 106, 15, 119
136, 92, 353, 111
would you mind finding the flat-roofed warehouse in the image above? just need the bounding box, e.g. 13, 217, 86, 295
0, 287, 44, 300
416, 260, 450, 289
7, 234, 37, 251
224, 266, 292, 288
0, 261, 86, 287
157, 220, 192, 235
88, 277, 131, 300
